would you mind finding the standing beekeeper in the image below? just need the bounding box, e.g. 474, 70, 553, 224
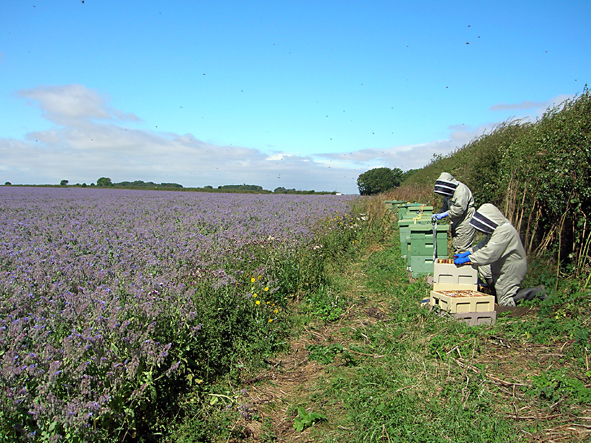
432, 172, 476, 254
453, 203, 545, 307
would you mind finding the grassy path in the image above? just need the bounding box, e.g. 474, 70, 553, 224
231, 232, 591, 442
237, 241, 397, 441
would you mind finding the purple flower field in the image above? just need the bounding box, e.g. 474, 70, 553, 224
0, 187, 357, 440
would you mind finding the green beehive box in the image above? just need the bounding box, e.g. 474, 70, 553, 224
409, 237, 448, 257
405, 205, 434, 217
398, 219, 433, 257
398, 203, 426, 219
403, 224, 449, 260
385, 200, 405, 211
410, 256, 435, 277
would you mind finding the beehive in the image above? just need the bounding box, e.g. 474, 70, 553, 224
433, 258, 478, 291
429, 290, 494, 313
397, 203, 428, 219
408, 226, 448, 258
385, 200, 405, 211
403, 225, 449, 271
398, 218, 432, 257
405, 205, 434, 218
410, 256, 435, 277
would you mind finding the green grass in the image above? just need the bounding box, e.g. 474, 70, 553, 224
282, 216, 590, 442
168, 196, 590, 442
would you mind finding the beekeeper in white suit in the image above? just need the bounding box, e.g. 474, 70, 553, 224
454, 203, 545, 307
433, 172, 476, 254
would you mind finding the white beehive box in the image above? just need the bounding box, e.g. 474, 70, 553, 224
433, 259, 478, 291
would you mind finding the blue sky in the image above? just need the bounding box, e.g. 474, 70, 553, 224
1, 0, 588, 194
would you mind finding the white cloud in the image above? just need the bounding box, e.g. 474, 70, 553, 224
1, 85, 364, 192
17, 84, 141, 124
490, 100, 548, 111
316, 122, 497, 172
0, 85, 575, 194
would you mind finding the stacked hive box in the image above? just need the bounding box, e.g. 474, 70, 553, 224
395, 204, 449, 277
397, 203, 432, 256
384, 200, 405, 212
407, 224, 449, 277
429, 259, 496, 326
398, 218, 430, 257
398, 203, 432, 220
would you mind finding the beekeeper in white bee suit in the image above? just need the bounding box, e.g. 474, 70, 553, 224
454, 203, 545, 307
432, 172, 476, 254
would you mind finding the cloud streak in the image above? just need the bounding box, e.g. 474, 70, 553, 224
490, 94, 573, 117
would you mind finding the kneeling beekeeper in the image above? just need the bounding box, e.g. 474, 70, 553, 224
432, 172, 476, 254
453, 203, 545, 307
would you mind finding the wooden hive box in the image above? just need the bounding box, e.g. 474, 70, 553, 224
429, 289, 494, 313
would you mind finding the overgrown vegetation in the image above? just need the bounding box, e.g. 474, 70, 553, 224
390, 86, 591, 279
207, 193, 590, 442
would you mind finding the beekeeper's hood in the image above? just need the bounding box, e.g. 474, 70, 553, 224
469, 203, 509, 235
434, 172, 458, 197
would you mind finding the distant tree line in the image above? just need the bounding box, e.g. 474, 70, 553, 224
217, 184, 263, 191
95, 177, 183, 188
4, 178, 339, 194
273, 187, 334, 195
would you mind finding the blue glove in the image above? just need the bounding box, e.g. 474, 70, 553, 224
454, 256, 471, 265
454, 251, 471, 259
436, 211, 449, 220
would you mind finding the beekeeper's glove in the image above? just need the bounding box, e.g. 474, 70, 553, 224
454, 256, 471, 265
454, 251, 471, 259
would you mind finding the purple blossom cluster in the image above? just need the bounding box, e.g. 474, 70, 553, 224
0, 187, 355, 439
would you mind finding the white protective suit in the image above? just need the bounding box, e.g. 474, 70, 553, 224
434, 172, 476, 253
468, 204, 528, 307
